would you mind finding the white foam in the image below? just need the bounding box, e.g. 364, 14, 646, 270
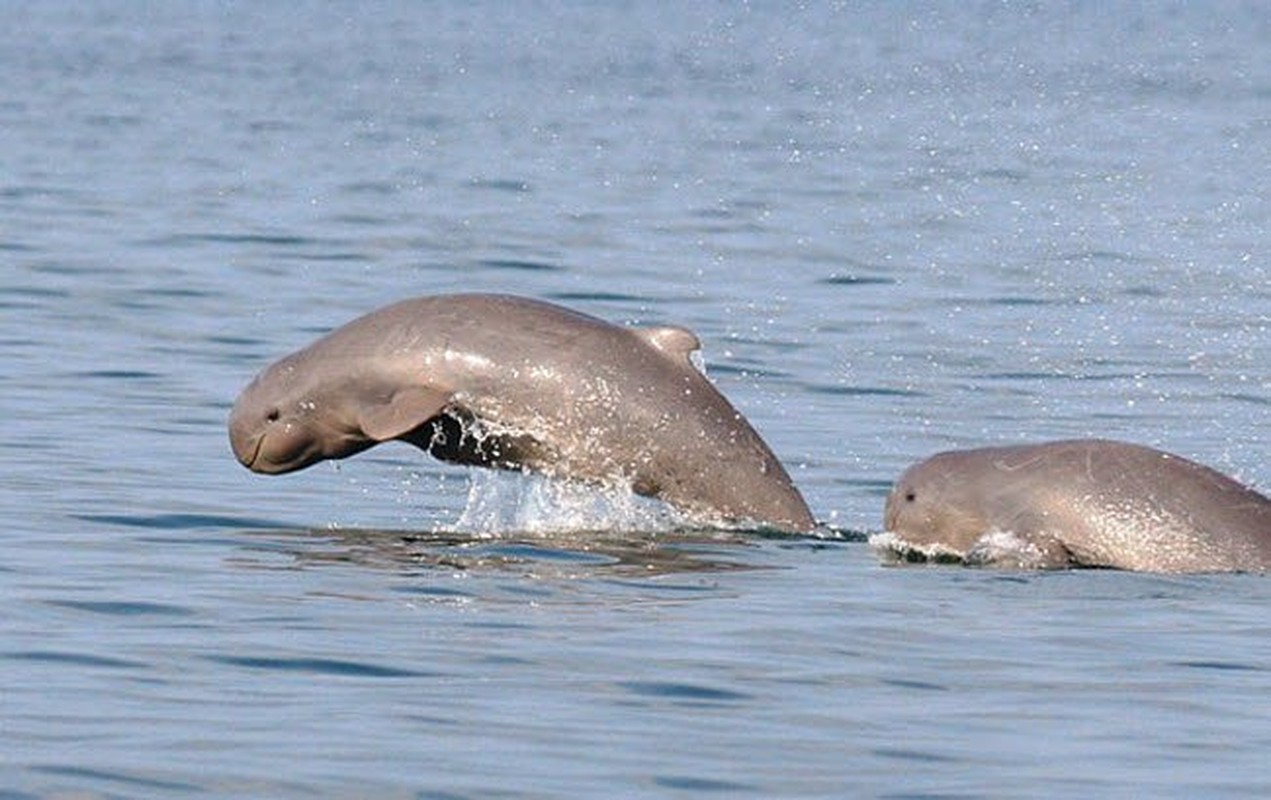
870, 529, 1062, 569
867, 531, 966, 565
964, 530, 1055, 569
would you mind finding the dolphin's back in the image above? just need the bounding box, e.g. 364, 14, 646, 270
976, 440, 1270, 572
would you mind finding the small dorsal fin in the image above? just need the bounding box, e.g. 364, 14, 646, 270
633, 325, 701, 359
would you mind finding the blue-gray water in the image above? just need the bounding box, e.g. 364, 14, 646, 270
3, 3, 1269, 797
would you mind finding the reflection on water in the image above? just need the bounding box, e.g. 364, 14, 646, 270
233, 525, 767, 577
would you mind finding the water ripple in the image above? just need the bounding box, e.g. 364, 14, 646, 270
654, 775, 757, 792
1174, 661, 1263, 672
206, 655, 438, 679
804, 383, 927, 398
818, 274, 896, 287
6, 650, 147, 670
32, 765, 198, 794
618, 680, 753, 704
44, 600, 194, 617
476, 257, 565, 272
73, 512, 296, 531
871, 748, 959, 764
548, 290, 648, 303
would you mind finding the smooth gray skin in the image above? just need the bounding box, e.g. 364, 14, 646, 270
229, 294, 814, 531
883, 439, 1271, 573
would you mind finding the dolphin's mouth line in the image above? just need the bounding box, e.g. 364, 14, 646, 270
243, 434, 264, 470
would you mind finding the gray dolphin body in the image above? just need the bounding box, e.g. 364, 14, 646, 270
229, 294, 814, 531
882, 439, 1271, 573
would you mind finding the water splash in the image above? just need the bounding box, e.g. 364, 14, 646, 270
964, 530, 1060, 569
869, 529, 1061, 569
452, 469, 682, 535
868, 531, 966, 565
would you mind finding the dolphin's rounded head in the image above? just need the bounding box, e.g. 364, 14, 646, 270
883, 451, 993, 554
228, 351, 375, 474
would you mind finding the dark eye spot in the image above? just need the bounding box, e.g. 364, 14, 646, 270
904, 491, 916, 503
265, 408, 280, 423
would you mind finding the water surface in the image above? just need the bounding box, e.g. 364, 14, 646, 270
3, 3, 1268, 797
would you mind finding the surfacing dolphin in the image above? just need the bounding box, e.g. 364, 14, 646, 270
880, 439, 1271, 573
228, 293, 815, 531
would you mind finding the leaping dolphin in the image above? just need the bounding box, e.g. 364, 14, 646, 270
229, 293, 815, 531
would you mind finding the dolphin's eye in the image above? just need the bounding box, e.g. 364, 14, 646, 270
904, 491, 916, 502
265, 408, 280, 423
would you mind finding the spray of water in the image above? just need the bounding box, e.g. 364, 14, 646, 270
451, 469, 683, 536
